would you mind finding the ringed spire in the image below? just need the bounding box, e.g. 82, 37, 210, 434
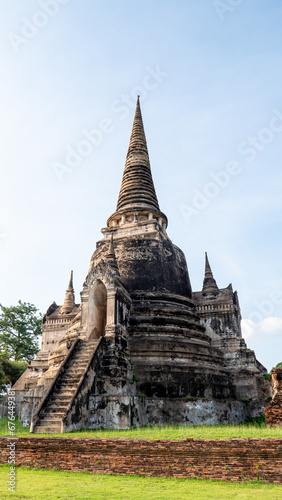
107, 97, 167, 228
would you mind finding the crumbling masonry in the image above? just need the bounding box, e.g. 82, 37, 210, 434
6, 98, 271, 432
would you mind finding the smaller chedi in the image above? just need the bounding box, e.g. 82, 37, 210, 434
8, 98, 270, 432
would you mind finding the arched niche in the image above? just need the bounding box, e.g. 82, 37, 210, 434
87, 279, 107, 339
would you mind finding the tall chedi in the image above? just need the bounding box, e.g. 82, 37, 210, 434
11, 97, 269, 433
84, 96, 235, 400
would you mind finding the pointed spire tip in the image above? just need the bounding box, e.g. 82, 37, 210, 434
68, 270, 74, 289
62, 270, 75, 313
202, 253, 218, 295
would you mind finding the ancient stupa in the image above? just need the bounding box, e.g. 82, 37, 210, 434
10, 98, 270, 432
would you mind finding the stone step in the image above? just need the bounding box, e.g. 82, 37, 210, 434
68, 361, 88, 366
61, 368, 85, 375
60, 372, 84, 378
38, 419, 62, 427
57, 367, 86, 376
58, 377, 82, 384
65, 368, 86, 373
74, 359, 90, 363
49, 393, 75, 400
45, 402, 70, 409
58, 382, 81, 388
46, 400, 72, 410
39, 413, 62, 420
52, 386, 77, 392
53, 385, 74, 391
44, 405, 70, 413
75, 347, 96, 353
55, 394, 77, 401
54, 384, 77, 390
78, 343, 97, 348
67, 365, 88, 370
76, 350, 94, 354
47, 401, 70, 406
53, 392, 77, 398
48, 394, 73, 400
58, 385, 81, 391
71, 350, 91, 355
38, 414, 62, 421
60, 379, 81, 383
46, 396, 70, 402
72, 349, 92, 354
58, 381, 81, 388
43, 411, 65, 418
71, 355, 90, 359
70, 357, 91, 363
66, 368, 86, 374
34, 426, 61, 433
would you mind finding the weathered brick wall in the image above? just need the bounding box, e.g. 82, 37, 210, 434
0, 437, 282, 483
265, 369, 282, 427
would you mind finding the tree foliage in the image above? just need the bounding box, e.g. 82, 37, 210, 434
273, 362, 282, 370
0, 300, 42, 362
0, 356, 27, 394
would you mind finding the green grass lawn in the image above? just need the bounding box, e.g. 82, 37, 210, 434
0, 466, 282, 500
0, 417, 282, 440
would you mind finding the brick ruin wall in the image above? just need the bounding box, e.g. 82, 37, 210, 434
265, 369, 282, 427
0, 437, 281, 483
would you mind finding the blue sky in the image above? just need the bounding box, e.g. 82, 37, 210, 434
0, 0, 281, 370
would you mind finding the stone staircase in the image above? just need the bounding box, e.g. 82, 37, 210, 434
32, 339, 99, 433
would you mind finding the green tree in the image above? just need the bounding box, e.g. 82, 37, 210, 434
0, 356, 27, 394
0, 300, 42, 362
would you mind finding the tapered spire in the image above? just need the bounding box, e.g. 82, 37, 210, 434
107, 97, 167, 228
116, 96, 160, 212
68, 270, 74, 289
61, 271, 75, 313
202, 253, 219, 296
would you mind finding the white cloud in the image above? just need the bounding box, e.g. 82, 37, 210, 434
242, 317, 282, 340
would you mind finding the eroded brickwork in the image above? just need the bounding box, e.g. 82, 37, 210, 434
6, 97, 270, 432
0, 437, 281, 483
